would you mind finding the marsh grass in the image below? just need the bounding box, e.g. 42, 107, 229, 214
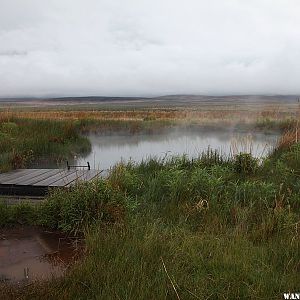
0, 118, 91, 171
277, 125, 300, 151
1, 117, 300, 299
0, 110, 291, 172
0, 108, 296, 129
2, 141, 299, 298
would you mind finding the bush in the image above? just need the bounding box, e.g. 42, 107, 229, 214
234, 153, 258, 175
0, 122, 18, 134
38, 179, 126, 234
0, 201, 37, 227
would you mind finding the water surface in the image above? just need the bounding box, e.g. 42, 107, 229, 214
79, 127, 280, 170
0, 227, 82, 284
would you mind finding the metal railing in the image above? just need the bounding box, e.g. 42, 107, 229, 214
66, 161, 90, 170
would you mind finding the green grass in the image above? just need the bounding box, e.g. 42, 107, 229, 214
0, 118, 91, 171
0, 114, 288, 173
1, 139, 300, 299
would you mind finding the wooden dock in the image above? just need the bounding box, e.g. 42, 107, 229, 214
0, 169, 104, 196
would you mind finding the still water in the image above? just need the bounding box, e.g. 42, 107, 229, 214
78, 128, 280, 170
0, 227, 82, 284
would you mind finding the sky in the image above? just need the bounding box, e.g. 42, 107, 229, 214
0, 0, 300, 97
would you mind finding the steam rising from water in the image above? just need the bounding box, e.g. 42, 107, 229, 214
79, 128, 280, 170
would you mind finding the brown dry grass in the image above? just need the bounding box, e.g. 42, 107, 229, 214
276, 102, 300, 150
0, 106, 295, 125
277, 122, 300, 150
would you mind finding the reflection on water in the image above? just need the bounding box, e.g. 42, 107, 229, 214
0, 227, 82, 284
79, 128, 280, 170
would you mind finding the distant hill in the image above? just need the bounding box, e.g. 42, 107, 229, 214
0, 95, 299, 108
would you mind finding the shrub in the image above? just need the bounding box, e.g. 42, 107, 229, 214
234, 153, 258, 175
0, 122, 18, 134
0, 201, 37, 227
38, 179, 126, 234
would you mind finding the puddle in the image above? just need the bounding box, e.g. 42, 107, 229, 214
0, 227, 82, 284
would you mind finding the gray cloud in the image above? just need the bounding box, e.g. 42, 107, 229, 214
0, 0, 300, 97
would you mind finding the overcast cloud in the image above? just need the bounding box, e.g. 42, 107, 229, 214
0, 0, 300, 97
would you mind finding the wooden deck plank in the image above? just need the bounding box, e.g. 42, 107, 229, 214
78, 170, 102, 182
33, 170, 77, 186
48, 170, 88, 187
17, 169, 62, 185
0, 169, 51, 185
0, 169, 26, 180
66, 170, 102, 186
0, 169, 36, 182
0, 168, 106, 196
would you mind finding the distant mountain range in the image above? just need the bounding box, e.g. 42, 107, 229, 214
0, 95, 299, 107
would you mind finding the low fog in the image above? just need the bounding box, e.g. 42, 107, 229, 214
0, 0, 300, 97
